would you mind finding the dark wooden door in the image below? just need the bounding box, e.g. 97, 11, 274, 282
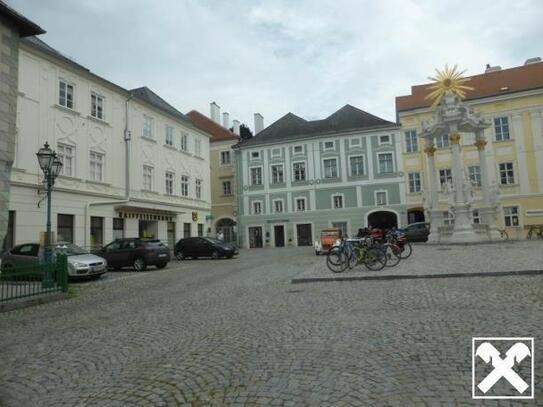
296, 224, 312, 246
249, 227, 263, 248
274, 226, 285, 247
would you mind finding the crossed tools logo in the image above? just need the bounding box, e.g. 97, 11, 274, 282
472, 337, 534, 399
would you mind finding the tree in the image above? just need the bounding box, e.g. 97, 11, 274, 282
239, 124, 253, 139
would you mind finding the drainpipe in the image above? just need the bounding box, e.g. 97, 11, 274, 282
84, 94, 133, 248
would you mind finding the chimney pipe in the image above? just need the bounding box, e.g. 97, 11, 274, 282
210, 102, 221, 124
223, 112, 230, 128
233, 119, 240, 136
254, 113, 264, 135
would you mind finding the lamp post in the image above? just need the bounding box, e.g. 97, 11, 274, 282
36, 142, 62, 288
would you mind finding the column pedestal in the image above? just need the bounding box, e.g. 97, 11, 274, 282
449, 204, 483, 243
428, 209, 443, 243
479, 206, 502, 240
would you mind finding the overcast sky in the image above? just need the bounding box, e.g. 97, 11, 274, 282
10, 0, 543, 131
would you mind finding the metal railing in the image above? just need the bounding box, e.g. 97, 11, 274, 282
0, 254, 68, 303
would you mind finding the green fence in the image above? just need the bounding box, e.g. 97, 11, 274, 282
0, 254, 68, 303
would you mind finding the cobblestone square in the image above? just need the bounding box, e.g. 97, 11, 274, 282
1, 246, 542, 406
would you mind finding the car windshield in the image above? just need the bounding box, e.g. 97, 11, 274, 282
204, 238, 223, 244
52, 243, 88, 256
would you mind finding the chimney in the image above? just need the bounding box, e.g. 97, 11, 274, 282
525, 57, 542, 65
222, 112, 230, 128
210, 102, 221, 124
485, 65, 502, 73
254, 113, 264, 135
233, 119, 240, 136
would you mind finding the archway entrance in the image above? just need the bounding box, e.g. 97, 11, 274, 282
367, 211, 398, 229
407, 208, 425, 224
215, 218, 237, 243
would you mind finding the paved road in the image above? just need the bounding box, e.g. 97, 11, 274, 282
0, 247, 542, 406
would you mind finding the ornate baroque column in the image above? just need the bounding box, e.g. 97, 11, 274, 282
425, 143, 441, 242
449, 130, 465, 205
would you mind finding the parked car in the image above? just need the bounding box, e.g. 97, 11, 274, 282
314, 228, 343, 255
175, 237, 238, 260
94, 238, 170, 271
1, 242, 107, 279
400, 222, 430, 242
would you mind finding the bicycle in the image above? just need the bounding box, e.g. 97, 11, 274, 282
527, 225, 543, 240
385, 230, 412, 259
326, 237, 387, 273
498, 229, 509, 241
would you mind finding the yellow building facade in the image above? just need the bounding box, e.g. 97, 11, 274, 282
396, 61, 543, 239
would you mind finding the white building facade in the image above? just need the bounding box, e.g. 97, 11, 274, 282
7, 37, 211, 250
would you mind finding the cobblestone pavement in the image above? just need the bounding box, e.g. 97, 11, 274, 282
0, 247, 542, 406
295, 240, 543, 282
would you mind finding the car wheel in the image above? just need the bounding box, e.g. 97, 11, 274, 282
157, 263, 167, 269
175, 251, 185, 261
211, 250, 220, 259
133, 257, 147, 271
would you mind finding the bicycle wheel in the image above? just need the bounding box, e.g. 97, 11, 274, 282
383, 243, 401, 267
326, 247, 348, 273
527, 229, 534, 240
364, 247, 387, 271
500, 230, 509, 241
399, 241, 412, 259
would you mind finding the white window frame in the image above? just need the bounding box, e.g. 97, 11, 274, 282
165, 171, 174, 195
295, 197, 307, 212
143, 165, 153, 191
322, 158, 338, 179
349, 137, 361, 148
222, 180, 232, 196
378, 135, 392, 145
252, 200, 263, 215
472, 209, 481, 224
58, 79, 74, 109
494, 116, 510, 141
273, 199, 284, 213
408, 172, 421, 193
332, 194, 344, 209
443, 211, 455, 225
90, 92, 104, 120
323, 141, 335, 151
439, 168, 452, 188
180, 175, 189, 197
498, 162, 515, 185
89, 151, 104, 182
375, 190, 388, 206
405, 130, 418, 153
251, 151, 261, 160
180, 133, 188, 152
220, 150, 231, 165
503, 206, 519, 227
377, 152, 394, 174
270, 164, 284, 184
194, 139, 201, 156
165, 125, 174, 146
292, 161, 307, 182
57, 143, 75, 177
293, 145, 303, 154
195, 178, 202, 199
468, 165, 481, 187
143, 115, 154, 138
435, 134, 449, 149
349, 155, 365, 177
271, 148, 281, 158
250, 166, 263, 186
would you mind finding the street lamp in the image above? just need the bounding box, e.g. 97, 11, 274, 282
36, 142, 62, 288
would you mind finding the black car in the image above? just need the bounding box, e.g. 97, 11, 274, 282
175, 237, 238, 260
400, 222, 430, 242
94, 238, 170, 271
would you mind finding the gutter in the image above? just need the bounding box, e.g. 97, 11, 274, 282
84, 94, 133, 248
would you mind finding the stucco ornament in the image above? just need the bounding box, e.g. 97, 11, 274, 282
424, 64, 474, 108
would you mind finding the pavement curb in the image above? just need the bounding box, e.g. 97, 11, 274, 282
291, 269, 543, 284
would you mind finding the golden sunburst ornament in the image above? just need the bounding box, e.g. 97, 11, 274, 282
425, 64, 474, 108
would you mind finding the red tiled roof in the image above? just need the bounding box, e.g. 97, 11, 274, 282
186, 110, 239, 142
396, 61, 543, 113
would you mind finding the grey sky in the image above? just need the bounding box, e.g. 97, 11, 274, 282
9, 0, 543, 131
